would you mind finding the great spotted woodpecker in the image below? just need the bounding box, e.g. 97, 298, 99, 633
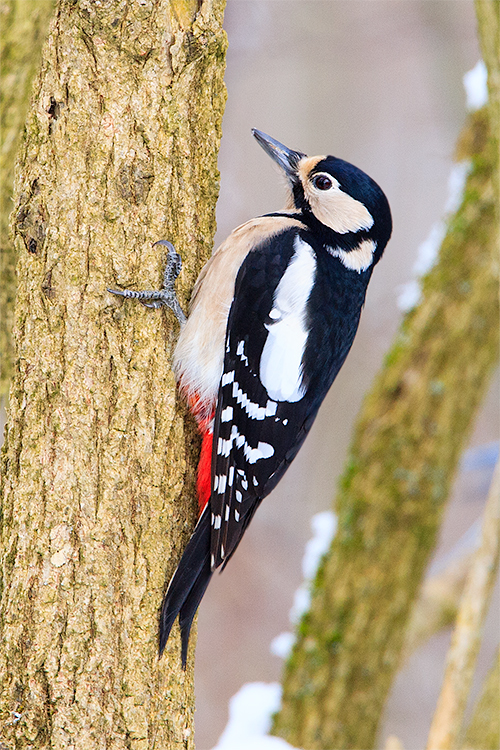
109, 130, 392, 666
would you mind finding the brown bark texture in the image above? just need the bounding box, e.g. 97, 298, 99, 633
272, 34, 499, 750
0, 0, 56, 396
0, 1, 226, 748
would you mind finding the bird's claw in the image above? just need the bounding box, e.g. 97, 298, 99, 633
108, 241, 187, 325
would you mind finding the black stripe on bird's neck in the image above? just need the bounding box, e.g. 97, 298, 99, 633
296, 209, 374, 252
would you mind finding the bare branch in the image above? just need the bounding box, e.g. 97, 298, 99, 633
426, 462, 500, 749
460, 648, 500, 750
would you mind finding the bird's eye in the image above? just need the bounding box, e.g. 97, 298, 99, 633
312, 174, 333, 190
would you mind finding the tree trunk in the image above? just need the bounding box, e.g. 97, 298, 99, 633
272, 15, 499, 750
0, 1, 226, 748
0, 0, 56, 396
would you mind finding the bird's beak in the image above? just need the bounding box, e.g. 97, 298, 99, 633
252, 129, 306, 182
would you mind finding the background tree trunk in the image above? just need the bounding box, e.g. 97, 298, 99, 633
272, 5, 499, 746
0, 1, 226, 748
0, 0, 55, 395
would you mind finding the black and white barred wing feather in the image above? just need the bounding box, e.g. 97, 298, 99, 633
210, 228, 321, 569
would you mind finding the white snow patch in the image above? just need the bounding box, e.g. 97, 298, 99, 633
302, 511, 338, 580
278, 511, 337, 644
397, 279, 421, 313
397, 163, 470, 312
411, 221, 446, 279
463, 60, 488, 111
445, 161, 470, 215
397, 60, 482, 314
270, 631, 295, 660
289, 584, 311, 625
212, 682, 299, 750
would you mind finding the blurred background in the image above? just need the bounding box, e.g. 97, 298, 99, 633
0, 2, 495, 748
194, 2, 499, 748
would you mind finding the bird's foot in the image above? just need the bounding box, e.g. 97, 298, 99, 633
108, 241, 187, 325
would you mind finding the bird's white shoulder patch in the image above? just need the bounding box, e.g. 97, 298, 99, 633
328, 239, 376, 273
259, 236, 316, 402
173, 214, 307, 413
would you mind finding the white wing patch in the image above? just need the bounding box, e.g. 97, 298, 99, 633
260, 236, 316, 402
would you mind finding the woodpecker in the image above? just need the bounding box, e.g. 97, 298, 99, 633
109, 129, 392, 666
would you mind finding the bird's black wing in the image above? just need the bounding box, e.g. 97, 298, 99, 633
209, 228, 343, 569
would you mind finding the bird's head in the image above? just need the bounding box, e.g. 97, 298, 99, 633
252, 129, 392, 269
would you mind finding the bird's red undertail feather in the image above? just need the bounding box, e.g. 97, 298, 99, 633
185, 392, 214, 513
196, 428, 213, 513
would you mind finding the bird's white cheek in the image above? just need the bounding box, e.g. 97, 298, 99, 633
307, 186, 374, 235
259, 237, 316, 402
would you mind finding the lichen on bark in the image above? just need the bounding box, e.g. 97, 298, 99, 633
0, 1, 227, 748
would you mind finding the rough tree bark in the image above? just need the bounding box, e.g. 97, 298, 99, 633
0, 0, 56, 395
272, 7, 499, 749
0, 1, 226, 748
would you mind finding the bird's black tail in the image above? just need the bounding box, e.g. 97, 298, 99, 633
159, 504, 212, 667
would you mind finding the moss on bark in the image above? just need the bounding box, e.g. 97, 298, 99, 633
0, 1, 227, 748
0, 0, 56, 395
